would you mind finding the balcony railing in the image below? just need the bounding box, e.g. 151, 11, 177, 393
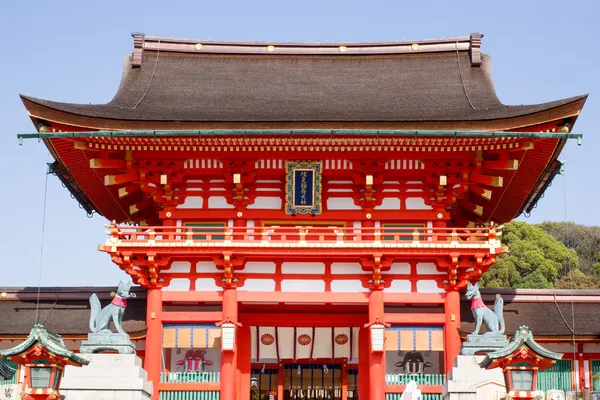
161, 371, 220, 383
159, 372, 220, 400
385, 373, 446, 386
105, 225, 502, 252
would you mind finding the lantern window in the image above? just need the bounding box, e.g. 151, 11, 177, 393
30, 366, 52, 388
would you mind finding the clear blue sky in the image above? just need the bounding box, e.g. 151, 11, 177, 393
1, 0, 598, 287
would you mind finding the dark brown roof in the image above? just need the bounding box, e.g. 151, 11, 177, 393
20, 33, 586, 126
0, 287, 146, 337
460, 289, 600, 338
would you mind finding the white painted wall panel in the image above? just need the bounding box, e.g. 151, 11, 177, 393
208, 196, 234, 208
282, 262, 325, 274
416, 262, 445, 275
376, 198, 401, 210
242, 279, 276, 292
166, 261, 191, 273
177, 196, 203, 209
327, 198, 361, 210
163, 278, 191, 291
281, 280, 325, 292
330, 280, 368, 292
330, 263, 366, 274
386, 280, 411, 293
416, 280, 444, 293
195, 278, 222, 291
247, 197, 282, 209
405, 197, 433, 210
384, 262, 411, 274
195, 261, 221, 273
244, 262, 277, 274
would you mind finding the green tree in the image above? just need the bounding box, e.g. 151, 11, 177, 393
538, 222, 600, 277
480, 221, 578, 289
555, 269, 600, 289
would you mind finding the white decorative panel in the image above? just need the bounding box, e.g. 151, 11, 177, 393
247, 197, 282, 209
208, 196, 234, 208
163, 278, 191, 291
281, 280, 325, 292
331, 263, 366, 275
327, 198, 361, 210
386, 280, 411, 293
244, 262, 277, 274
416, 263, 445, 275
166, 261, 191, 273
330, 280, 368, 292
385, 160, 425, 170
384, 262, 411, 274
416, 280, 444, 293
324, 160, 353, 170
177, 196, 203, 209
375, 198, 401, 210
195, 261, 221, 273
255, 160, 284, 169
282, 262, 325, 274
195, 278, 222, 291
242, 279, 276, 292
405, 197, 432, 210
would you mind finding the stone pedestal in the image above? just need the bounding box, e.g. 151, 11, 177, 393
443, 355, 506, 400
80, 332, 136, 354
60, 354, 152, 400
460, 334, 509, 356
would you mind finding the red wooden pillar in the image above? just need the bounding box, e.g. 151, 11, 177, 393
277, 363, 284, 400
368, 289, 385, 400
578, 343, 585, 392
358, 327, 370, 400
444, 289, 461, 373
145, 288, 163, 400
221, 288, 238, 400
341, 361, 348, 400
237, 324, 252, 400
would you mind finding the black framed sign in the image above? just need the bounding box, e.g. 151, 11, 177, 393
285, 161, 323, 215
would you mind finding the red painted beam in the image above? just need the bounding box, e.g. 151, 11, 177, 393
383, 292, 446, 304
162, 291, 223, 303
161, 311, 221, 323
385, 313, 445, 324
237, 291, 369, 304
239, 313, 368, 326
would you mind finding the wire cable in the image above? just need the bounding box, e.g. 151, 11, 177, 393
34, 160, 51, 324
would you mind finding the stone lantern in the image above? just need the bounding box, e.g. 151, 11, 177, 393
0, 324, 89, 400
480, 325, 563, 400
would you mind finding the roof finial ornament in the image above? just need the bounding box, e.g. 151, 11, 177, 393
131, 32, 145, 68
469, 32, 484, 66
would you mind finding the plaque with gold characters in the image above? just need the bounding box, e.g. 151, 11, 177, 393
285, 161, 323, 215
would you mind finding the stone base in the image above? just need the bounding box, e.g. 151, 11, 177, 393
80, 332, 136, 354
443, 355, 506, 400
60, 354, 152, 400
460, 333, 509, 356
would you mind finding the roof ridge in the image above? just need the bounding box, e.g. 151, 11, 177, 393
130, 32, 485, 68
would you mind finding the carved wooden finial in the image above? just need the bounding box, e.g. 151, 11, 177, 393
469, 33, 484, 67
131, 32, 145, 68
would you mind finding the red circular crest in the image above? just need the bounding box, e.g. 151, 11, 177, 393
261, 334, 275, 346
297, 334, 312, 346
335, 334, 349, 345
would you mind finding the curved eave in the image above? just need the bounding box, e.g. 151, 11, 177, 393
20, 94, 587, 132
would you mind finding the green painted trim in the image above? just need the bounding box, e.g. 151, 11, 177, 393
17, 129, 583, 141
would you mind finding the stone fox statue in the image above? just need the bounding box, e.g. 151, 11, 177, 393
89, 281, 136, 336
465, 282, 505, 336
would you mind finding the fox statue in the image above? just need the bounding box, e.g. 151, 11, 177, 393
89, 281, 136, 336
465, 282, 505, 336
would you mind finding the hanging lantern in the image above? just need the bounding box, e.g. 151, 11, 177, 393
365, 318, 389, 353
0, 324, 89, 400
480, 326, 563, 400
250, 376, 259, 389
217, 317, 241, 352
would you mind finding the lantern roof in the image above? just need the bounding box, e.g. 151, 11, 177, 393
0, 324, 89, 366
0, 359, 16, 380
479, 325, 563, 370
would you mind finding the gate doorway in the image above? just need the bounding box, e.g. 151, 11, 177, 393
250, 363, 358, 400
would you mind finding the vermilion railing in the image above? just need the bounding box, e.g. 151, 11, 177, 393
105, 225, 501, 247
